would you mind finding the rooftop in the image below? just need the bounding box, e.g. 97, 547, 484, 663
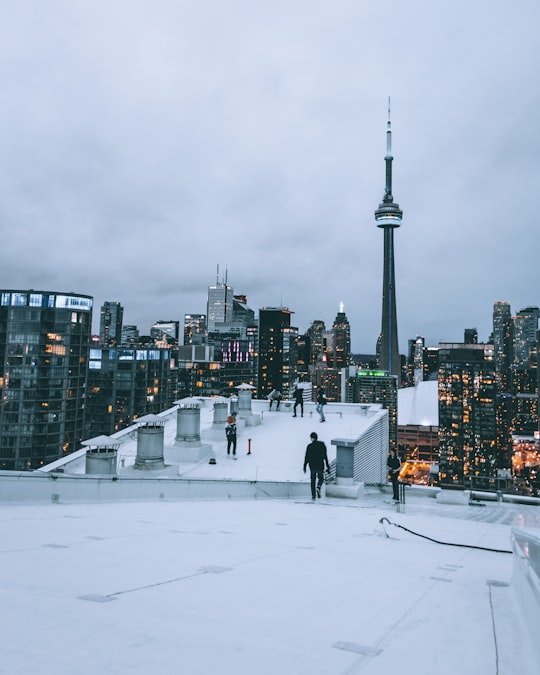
2, 492, 538, 674
1, 397, 539, 674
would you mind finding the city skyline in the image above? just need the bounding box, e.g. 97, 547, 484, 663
1, 2, 539, 352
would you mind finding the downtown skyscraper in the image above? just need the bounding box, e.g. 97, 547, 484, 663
374, 101, 402, 384
0, 290, 93, 469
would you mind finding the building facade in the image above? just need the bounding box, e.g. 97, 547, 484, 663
331, 303, 351, 369
257, 307, 298, 399
438, 343, 498, 486
206, 278, 234, 332
85, 345, 175, 437
183, 314, 206, 346
0, 290, 93, 469
99, 301, 123, 345
345, 369, 397, 453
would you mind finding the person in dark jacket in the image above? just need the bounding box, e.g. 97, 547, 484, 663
292, 386, 304, 417
225, 415, 237, 458
303, 432, 330, 499
387, 448, 402, 500
316, 388, 327, 422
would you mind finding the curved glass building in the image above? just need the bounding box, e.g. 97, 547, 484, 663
0, 290, 93, 469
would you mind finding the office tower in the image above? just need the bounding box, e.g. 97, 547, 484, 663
121, 325, 139, 345
0, 290, 93, 469
345, 369, 398, 452
207, 272, 233, 332
412, 336, 425, 384
150, 320, 179, 344
183, 314, 206, 345
295, 333, 311, 381
85, 344, 175, 436
405, 336, 423, 386
257, 307, 298, 399
438, 343, 498, 486
374, 101, 402, 383
306, 320, 326, 364
209, 296, 258, 393
493, 301, 512, 391
406, 337, 439, 385
332, 303, 351, 369
512, 307, 539, 369
464, 328, 478, 344
99, 301, 123, 345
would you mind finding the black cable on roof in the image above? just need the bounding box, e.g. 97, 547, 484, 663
379, 517, 512, 554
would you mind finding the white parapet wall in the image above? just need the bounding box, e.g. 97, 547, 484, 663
512, 527, 540, 665
0, 471, 311, 503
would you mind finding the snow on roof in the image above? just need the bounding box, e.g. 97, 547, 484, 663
3, 397, 540, 672
1, 493, 538, 674
114, 398, 386, 482
398, 380, 438, 427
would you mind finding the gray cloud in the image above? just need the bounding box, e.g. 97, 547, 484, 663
1, 1, 539, 350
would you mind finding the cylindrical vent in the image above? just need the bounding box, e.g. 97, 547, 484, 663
237, 389, 252, 414
213, 402, 228, 425
85, 448, 118, 475
176, 405, 201, 442
135, 425, 165, 469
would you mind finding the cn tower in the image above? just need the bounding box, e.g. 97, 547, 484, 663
374, 99, 402, 383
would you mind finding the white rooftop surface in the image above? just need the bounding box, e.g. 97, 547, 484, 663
117, 398, 378, 482
2, 493, 538, 675
397, 380, 438, 427
2, 397, 539, 674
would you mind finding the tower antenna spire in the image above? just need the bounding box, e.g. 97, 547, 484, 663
385, 96, 394, 200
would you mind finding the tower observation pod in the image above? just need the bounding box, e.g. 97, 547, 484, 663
374, 98, 402, 383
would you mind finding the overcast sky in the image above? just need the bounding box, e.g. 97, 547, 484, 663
1, 1, 539, 352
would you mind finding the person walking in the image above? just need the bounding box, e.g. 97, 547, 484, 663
292, 386, 304, 417
387, 448, 402, 500
303, 431, 330, 500
316, 388, 327, 422
225, 415, 237, 459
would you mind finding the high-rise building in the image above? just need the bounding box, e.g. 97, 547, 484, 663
306, 320, 326, 364
99, 301, 123, 346
209, 296, 258, 393
150, 320, 179, 344
257, 307, 298, 399
374, 100, 402, 383
207, 273, 233, 332
183, 314, 206, 345
345, 369, 398, 452
121, 325, 139, 345
464, 328, 478, 344
0, 290, 93, 469
493, 301, 512, 391
438, 343, 498, 486
512, 307, 539, 369
85, 344, 175, 437
332, 303, 351, 369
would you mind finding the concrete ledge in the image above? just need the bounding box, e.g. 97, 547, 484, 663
436, 489, 469, 505
166, 443, 213, 464
326, 482, 364, 499
0, 472, 311, 503
512, 528, 540, 666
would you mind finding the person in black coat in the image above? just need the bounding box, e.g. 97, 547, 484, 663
387, 448, 402, 500
225, 415, 237, 458
292, 386, 304, 417
303, 431, 330, 499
